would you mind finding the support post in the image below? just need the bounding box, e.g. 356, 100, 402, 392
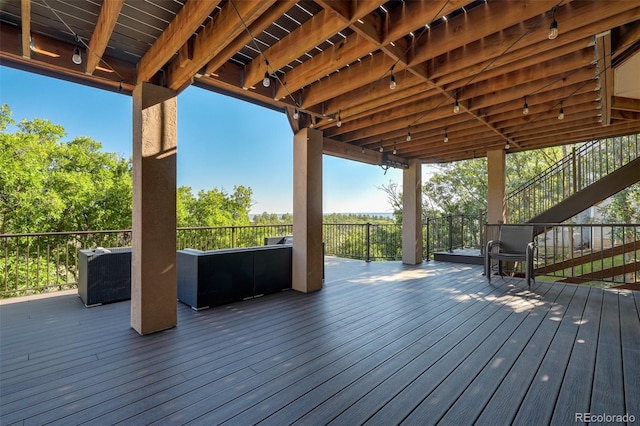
487, 149, 506, 224
131, 82, 177, 335
292, 127, 323, 293
402, 159, 422, 264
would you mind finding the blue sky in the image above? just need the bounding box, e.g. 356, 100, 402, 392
0, 65, 407, 214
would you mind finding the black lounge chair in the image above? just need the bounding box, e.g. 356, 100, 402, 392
485, 225, 535, 287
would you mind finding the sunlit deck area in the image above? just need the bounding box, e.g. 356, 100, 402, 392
1, 257, 639, 425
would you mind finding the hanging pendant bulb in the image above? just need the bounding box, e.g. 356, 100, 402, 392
548, 7, 558, 40
558, 105, 564, 120
389, 73, 396, 90
444, 130, 449, 143
293, 108, 299, 120
336, 110, 342, 127
406, 130, 411, 142
548, 18, 558, 40
72, 46, 82, 65
453, 95, 460, 114
379, 145, 384, 152
523, 96, 529, 115
505, 142, 510, 150
393, 145, 397, 155
262, 72, 271, 88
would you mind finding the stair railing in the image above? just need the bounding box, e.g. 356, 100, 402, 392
506, 134, 640, 223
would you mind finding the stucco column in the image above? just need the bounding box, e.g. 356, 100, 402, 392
292, 127, 323, 293
131, 82, 177, 335
487, 149, 506, 224
402, 159, 423, 264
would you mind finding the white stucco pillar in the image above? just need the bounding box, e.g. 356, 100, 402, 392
402, 159, 423, 264
131, 82, 177, 335
292, 127, 323, 293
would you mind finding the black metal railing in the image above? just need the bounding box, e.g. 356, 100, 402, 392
485, 223, 640, 286
506, 134, 640, 223
1, 217, 483, 297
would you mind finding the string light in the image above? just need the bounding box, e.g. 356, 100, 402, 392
379, 144, 384, 152
548, 6, 558, 40
523, 96, 529, 115
406, 128, 411, 142
393, 143, 397, 155
293, 108, 299, 120
336, 110, 342, 127
505, 142, 510, 150
389, 73, 396, 90
72, 35, 82, 65
453, 93, 460, 114
444, 129, 449, 143
558, 102, 564, 120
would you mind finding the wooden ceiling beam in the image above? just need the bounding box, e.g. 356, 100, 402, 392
137, 0, 221, 84
168, 0, 274, 91
595, 31, 613, 126
243, 2, 384, 89
205, 0, 297, 77
409, 0, 558, 67
85, 0, 124, 75
516, 121, 640, 151
612, 20, 640, 61
612, 96, 640, 112
323, 136, 407, 166
20, 0, 30, 59
274, 32, 376, 101
428, 3, 640, 84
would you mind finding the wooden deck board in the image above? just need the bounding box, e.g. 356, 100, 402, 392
0, 259, 637, 425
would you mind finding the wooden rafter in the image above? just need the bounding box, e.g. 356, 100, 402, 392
20, 0, 30, 59
167, 0, 275, 91
136, 0, 222, 84
596, 31, 613, 126
85, 0, 124, 75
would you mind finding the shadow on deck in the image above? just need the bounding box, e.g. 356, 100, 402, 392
1, 257, 639, 424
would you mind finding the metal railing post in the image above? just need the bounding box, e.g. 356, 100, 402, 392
425, 218, 430, 261
448, 215, 453, 252
366, 222, 371, 262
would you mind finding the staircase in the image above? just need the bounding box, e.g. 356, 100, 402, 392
506, 134, 640, 224
504, 134, 640, 285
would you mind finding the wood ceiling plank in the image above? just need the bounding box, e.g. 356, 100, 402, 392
136, 0, 221, 84
86, 0, 124, 75
21, 0, 30, 59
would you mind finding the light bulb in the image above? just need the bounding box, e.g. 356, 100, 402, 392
505, 142, 510, 150
29, 38, 36, 51
453, 100, 460, 114
72, 46, 82, 65
293, 109, 299, 120
379, 146, 384, 152
558, 107, 564, 120
406, 131, 411, 142
393, 147, 397, 155
523, 103, 529, 115
337, 118, 342, 127
262, 72, 270, 87
548, 19, 558, 40
389, 74, 396, 90
444, 133, 449, 143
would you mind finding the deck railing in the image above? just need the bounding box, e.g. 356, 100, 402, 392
506, 134, 640, 223
486, 223, 640, 286
1, 216, 482, 297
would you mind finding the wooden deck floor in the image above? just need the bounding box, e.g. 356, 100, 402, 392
1, 258, 639, 425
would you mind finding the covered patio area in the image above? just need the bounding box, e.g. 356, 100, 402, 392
1, 258, 638, 425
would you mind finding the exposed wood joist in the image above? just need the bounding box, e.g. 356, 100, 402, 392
167, 0, 275, 91
20, 0, 30, 59
612, 96, 640, 113
85, 0, 124, 75
136, 0, 221, 84
596, 31, 613, 126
